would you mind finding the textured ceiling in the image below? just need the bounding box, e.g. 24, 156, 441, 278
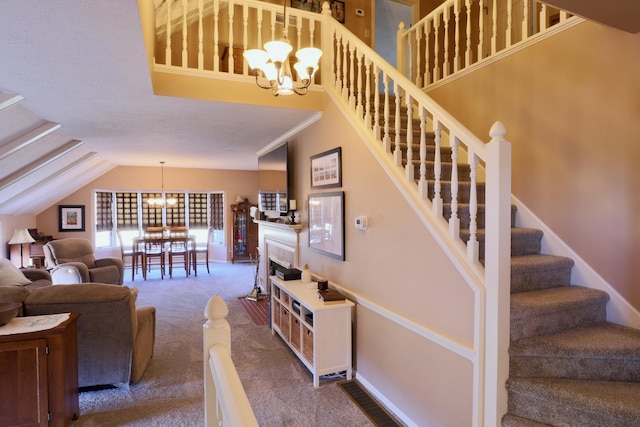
0, 0, 318, 171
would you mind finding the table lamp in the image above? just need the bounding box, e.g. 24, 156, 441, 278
8, 228, 35, 268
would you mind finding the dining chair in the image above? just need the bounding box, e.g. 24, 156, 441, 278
168, 227, 190, 278
143, 227, 165, 280
190, 227, 213, 276
116, 229, 143, 281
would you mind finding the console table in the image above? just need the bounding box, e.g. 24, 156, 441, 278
0, 313, 80, 427
270, 276, 353, 387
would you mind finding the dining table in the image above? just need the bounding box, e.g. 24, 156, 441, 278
132, 233, 197, 279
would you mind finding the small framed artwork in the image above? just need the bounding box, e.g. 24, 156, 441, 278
308, 191, 345, 260
331, 0, 345, 24
59, 205, 85, 232
310, 147, 342, 188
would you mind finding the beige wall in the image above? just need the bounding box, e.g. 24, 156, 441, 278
427, 21, 640, 308
35, 166, 258, 262
286, 95, 476, 425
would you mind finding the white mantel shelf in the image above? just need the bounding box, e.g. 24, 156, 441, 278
253, 219, 304, 232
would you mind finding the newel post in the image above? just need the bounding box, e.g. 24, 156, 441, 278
483, 121, 511, 426
397, 22, 407, 78
203, 295, 230, 427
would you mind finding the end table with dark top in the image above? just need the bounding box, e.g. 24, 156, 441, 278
0, 313, 80, 427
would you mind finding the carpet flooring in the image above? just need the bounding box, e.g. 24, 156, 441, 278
71, 263, 374, 426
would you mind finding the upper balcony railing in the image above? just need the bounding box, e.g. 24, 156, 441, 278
397, 0, 577, 88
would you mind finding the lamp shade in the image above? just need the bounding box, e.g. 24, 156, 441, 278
264, 40, 293, 64
8, 228, 35, 245
243, 49, 269, 70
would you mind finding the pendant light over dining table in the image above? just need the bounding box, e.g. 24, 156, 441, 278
148, 161, 177, 207
243, 0, 322, 96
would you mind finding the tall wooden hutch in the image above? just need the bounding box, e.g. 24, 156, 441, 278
231, 200, 258, 263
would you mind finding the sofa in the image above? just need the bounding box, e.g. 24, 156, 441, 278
0, 260, 155, 388
44, 238, 124, 285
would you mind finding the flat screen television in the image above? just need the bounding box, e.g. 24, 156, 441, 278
258, 142, 289, 215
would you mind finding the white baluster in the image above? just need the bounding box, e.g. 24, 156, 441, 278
243, 4, 249, 75
182, 0, 188, 67
364, 57, 372, 129
539, 3, 548, 31
443, 6, 450, 77
433, 15, 440, 82
465, 0, 472, 67
432, 120, 443, 218
356, 50, 364, 118
449, 136, 460, 239
415, 25, 422, 87
165, 0, 172, 66
213, 0, 220, 72
491, 0, 497, 55
453, 0, 461, 73
349, 44, 356, 109
405, 95, 414, 182
467, 150, 480, 263
394, 83, 403, 167
309, 19, 316, 47
522, 0, 530, 39
424, 21, 430, 85
373, 65, 381, 140
198, 0, 204, 69
478, 0, 484, 60
228, 0, 235, 73
383, 74, 391, 153
342, 38, 349, 100
335, 34, 342, 92
506, 0, 512, 48
256, 6, 263, 52
418, 105, 428, 200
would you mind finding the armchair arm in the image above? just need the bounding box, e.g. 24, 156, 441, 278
51, 262, 90, 284
95, 257, 125, 285
21, 268, 52, 282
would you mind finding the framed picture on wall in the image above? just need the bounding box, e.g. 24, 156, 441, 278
310, 147, 342, 188
331, 0, 345, 24
59, 205, 85, 232
308, 191, 345, 260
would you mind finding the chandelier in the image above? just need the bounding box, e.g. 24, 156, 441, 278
243, 0, 322, 96
148, 161, 177, 207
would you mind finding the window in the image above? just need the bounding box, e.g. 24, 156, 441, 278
94, 191, 225, 248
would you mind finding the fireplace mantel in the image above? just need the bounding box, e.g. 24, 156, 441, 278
255, 220, 303, 291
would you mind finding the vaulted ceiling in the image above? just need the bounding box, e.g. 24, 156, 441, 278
0, 0, 319, 215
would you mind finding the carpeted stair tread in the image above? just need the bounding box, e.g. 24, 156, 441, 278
510, 286, 609, 341
510, 322, 640, 382
511, 254, 574, 293
461, 227, 542, 257
507, 377, 640, 426
501, 414, 552, 426
511, 322, 640, 358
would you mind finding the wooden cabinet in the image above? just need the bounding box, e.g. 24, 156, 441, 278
231, 201, 258, 263
0, 313, 80, 427
270, 276, 354, 387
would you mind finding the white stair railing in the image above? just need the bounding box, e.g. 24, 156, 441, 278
157, 2, 514, 425
203, 295, 258, 427
397, 0, 576, 88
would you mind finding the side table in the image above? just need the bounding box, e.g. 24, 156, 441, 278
0, 313, 80, 427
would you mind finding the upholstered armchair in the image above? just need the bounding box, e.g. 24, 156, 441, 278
44, 238, 124, 285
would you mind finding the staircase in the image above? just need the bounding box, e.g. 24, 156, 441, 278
389, 102, 640, 426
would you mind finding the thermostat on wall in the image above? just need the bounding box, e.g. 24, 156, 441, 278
355, 216, 368, 230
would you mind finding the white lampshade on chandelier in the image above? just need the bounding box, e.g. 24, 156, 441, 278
148, 161, 177, 207
243, 0, 322, 96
